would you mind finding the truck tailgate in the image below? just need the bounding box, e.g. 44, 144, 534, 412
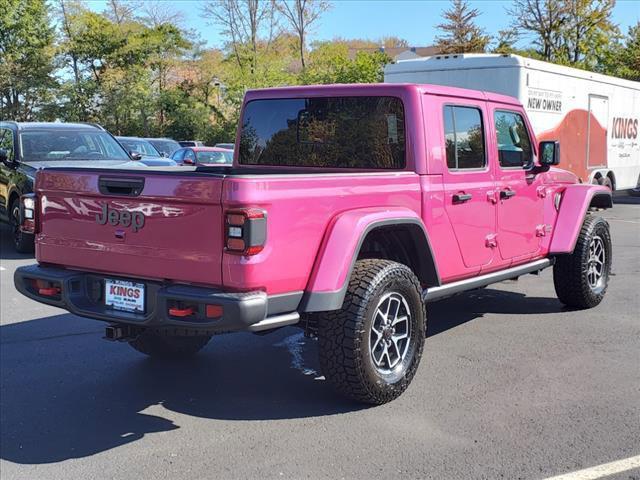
35, 169, 225, 286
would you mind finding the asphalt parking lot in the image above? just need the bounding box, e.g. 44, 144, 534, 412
1, 198, 638, 480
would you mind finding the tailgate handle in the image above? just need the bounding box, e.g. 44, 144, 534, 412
98, 177, 145, 197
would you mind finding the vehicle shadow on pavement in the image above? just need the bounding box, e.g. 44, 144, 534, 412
0, 315, 363, 465
426, 288, 565, 337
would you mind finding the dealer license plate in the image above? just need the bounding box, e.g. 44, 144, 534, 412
105, 279, 145, 313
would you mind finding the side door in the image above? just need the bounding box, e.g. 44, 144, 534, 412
441, 103, 496, 270
0, 127, 16, 220
490, 107, 545, 262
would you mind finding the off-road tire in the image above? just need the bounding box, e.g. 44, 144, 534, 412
317, 259, 426, 405
10, 199, 34, 253
128, 330, 212, 358
553, 215, 612, 309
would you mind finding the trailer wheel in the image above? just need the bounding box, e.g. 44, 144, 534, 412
128, 331, 212, 358
317, 259, 426, 405
601, 176, 613, 191
553, 216, 611, 309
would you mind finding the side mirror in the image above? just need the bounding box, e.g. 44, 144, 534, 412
182, 158, 195, 165
129, 151, 143, 161
539, 141, 560, 166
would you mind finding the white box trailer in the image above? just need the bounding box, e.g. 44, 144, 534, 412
385, 54, 640, 191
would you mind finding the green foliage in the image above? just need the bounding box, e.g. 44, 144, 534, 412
0, 0, 57, 120
301, 42, 390, 84
435, 0, 490, 54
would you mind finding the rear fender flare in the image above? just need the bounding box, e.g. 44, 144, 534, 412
300, 207, 439, 312
549, 184, 612, 254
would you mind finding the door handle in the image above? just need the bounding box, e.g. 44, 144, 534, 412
452, 193, 473, 203
500, 189, 516, 199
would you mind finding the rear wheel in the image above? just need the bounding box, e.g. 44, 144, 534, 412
10, 200, 34, 253
317, 259, 426, 405
128, 330, 212, 358
601, 176, 613, 191
553, 215, 612, 309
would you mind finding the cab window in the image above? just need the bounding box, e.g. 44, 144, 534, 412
494, 111, 533, 168
443, 106, 486, 170
0, 128, 14, 162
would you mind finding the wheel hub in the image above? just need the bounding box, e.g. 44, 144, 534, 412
369, 292, 411, 374
587, 235, 606, 291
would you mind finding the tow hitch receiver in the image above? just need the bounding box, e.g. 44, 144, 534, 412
104, 324, 142, 342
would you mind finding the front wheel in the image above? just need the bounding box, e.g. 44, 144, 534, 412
128, 330, 212, 358
317, 259, 426, 405
553, 215, 612, 309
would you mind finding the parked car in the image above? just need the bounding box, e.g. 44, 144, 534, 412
14, 84, 612, 405
214, 143, 235, 150
171, 146, 233, 165
144, 138, 181, 157
0, 121, 168, 252
115, 136, 178, 167
178, 140, 205, 147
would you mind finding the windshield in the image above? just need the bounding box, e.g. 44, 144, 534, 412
118, 138, 160, 157
20, 130, 130, 161
148, 139, 181, 157
196, 150, 233, 164
239, 96, 405, 169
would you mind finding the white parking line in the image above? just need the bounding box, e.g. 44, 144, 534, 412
542, 455, 640, 480
274, 332, 317, 376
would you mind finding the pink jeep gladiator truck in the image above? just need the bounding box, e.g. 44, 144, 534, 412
14, 84, 613, 404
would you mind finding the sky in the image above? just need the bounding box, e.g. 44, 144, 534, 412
86, 0, 640, 49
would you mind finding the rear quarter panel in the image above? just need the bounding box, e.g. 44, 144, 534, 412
221, 173, 422, 294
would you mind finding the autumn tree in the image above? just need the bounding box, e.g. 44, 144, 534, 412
202, 0, 279, 80
276, 0, 330, 69
561, 0, 617, 67
435, 0, 490, 54
507, 0, 569, 61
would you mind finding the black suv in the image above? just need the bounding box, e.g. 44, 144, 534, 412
0, 122, 141, 252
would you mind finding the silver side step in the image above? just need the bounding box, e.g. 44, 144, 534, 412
248, 312, 300, 332
423, 258, 553, 302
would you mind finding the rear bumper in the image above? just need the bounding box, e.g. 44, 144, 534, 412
14, 265, 301, 334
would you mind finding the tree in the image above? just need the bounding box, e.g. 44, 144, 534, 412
276, 0, 330, 69
302, 41, 390, 84
507, 0, 568, 61
0, 0, 57, 120
618, 22, 640, 81
202, 0, 279, 78
435, 0, 490, 54
561, 0, 616, 67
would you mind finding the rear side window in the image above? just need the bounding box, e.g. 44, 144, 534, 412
239, 96, 406, 169
443, 106, 486, 170
0, 128, 14, 161
494, 110, 533, 168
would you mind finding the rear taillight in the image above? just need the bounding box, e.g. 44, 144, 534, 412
224, 208, 266, 256
20, 193, 37, 234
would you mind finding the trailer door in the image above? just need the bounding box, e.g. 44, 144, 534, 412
587, 94, 609, 168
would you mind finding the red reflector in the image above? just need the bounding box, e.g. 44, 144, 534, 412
206, 304, 223, 318
169, 307, 194, 317
39, 287, 60, 296
227, 237, 245, 251
245, 245, 264, 255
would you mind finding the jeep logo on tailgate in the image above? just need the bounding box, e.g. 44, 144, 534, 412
96, 203, 145, 232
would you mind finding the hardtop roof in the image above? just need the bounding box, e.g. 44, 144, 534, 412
244, 82, 521, 107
